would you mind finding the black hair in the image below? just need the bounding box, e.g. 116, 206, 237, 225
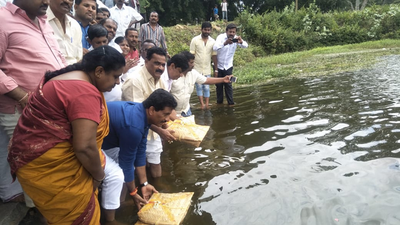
142, 89, 177, 111
226, 23, 237, 31
99, 18, 118, 27
167, 53, 189, 71
75, 0, 96, 5
146, 47, 167, 61
114, 36, 126, 45
180, 51, 195, 61
98, 7, 110, 16
87, 24, 108, 40
125, 27, 138, 37
201, 21, 212, 30
141, 39, 156, 48
44, 46, 125, 83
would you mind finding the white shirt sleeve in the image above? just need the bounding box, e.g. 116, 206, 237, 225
213, 34, 225, 51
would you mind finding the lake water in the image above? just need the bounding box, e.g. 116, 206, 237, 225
119, 55, 400, 225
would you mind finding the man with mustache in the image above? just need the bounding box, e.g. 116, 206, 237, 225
74, 0, 97, 53
213, 23, 248, 106
110, 0, 142, 38
140, 11, 169, 58
190, 21, 218, 109
48, 0, 83, 65
122, 47, 179, 178
102, 89, 177, 221
0, 0, 66, 215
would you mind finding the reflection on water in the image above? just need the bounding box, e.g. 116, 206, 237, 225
119, 55, 400, 224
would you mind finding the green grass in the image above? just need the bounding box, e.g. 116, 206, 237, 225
164, 24, 400, 86
234, 39, 400, 85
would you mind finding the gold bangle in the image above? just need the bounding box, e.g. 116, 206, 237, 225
18, 93, 29, 103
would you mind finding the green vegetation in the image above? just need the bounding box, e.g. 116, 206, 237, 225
234, 39, 400, 85
164, 4, 400, 86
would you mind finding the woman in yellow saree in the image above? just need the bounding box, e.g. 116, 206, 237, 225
8, 46, 125, 225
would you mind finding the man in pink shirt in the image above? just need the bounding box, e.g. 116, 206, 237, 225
0, 0, 66, 205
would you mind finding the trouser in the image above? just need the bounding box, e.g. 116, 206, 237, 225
146, 137, 162, 164
0, 111, 34, 207
101, 150, 124, 210
181, 108, 192, 117
222, 11, 228, 20
216, 67, 234, 105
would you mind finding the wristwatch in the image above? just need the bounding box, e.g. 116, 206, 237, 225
139, 181, 148, 187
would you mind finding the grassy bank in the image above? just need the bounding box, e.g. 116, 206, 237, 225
234, 39, 400, 85
164, 24, 400, 86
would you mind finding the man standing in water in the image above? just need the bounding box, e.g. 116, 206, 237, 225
213, 23, 248, 106
190, 21, 218, 109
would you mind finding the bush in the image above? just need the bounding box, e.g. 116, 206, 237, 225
238, 4, 400, 55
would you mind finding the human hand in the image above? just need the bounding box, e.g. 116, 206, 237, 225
141, 184, 158, 201
132, 193, 148, 210
158, 128, 176, 142
92, 179, 102, 192
18, 92, 30, 108
83, 48, 89, 56
214, 70, 218, 77
224, 75, 232, 83
224, 38, 233, 45
237, 36, 243, 44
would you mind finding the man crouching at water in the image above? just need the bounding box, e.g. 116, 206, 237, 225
102, 89, 177, 224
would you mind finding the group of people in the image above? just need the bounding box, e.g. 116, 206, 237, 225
213, 0, 228, 21
0, 0, 247, 224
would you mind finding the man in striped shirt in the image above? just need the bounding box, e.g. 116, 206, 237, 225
140, 11, 169, 58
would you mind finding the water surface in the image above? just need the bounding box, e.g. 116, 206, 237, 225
119, 55, 400, 225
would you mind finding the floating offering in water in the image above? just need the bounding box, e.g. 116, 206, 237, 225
136, 192, 194, 225
166, 116, 210, 147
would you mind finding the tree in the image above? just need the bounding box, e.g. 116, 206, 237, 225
346, 0, 368, 10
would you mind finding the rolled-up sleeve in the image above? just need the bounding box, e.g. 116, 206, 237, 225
0, 30, 18, 94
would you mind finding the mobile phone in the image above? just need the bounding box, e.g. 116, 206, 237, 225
230, 76, 237, 82
232, 38, 239, 43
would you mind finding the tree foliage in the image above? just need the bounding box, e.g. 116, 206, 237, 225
144, 0, 400, 26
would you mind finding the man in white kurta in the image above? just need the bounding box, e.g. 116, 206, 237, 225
47, 0, 83, 65
170, 51, 230, 116
110, 0, 143, 37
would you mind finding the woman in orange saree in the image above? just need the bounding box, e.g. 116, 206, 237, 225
8, 46, 125, 225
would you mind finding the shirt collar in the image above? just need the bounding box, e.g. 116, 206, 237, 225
142, 66, 156, 83
47, 8, 72, 26
6, 2, 48, 23
114, 4, 126, 10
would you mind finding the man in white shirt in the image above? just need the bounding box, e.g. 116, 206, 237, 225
221, 0, 228, 21
110, 0, 143, 37
160, 53, 189, 92
213, 23, 248, 105
171, 51, 230, 117
48, 0, 83, 65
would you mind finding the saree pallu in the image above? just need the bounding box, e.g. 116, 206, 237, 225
9, 80, 109, 225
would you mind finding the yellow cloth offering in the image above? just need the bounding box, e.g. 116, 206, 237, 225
166, 116, 210, 147
136, 192, 194, 225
